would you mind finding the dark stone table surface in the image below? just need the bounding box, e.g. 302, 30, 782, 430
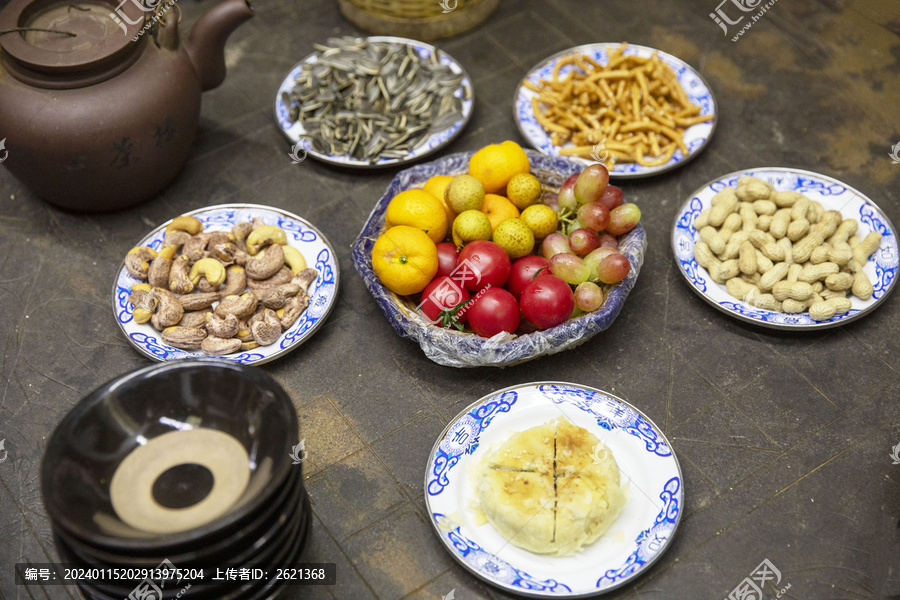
1, 0, 899, 598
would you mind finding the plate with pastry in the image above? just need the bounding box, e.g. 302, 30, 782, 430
425, 382, 682, 597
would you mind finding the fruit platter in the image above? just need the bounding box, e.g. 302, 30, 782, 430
352, 142, 647, 368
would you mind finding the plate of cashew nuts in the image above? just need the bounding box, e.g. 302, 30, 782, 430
672, 168, 898, 329
113, 204, 340, 363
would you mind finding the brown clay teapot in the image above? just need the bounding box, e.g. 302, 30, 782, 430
0, 0, 253, 211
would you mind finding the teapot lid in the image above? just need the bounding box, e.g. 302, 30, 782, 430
0, 0, 150, 87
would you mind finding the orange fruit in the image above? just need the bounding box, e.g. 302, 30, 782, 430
371, 226, 438, 296
481, 194, 520, 230
385, 189, 448, 244
468, 141, 531, 194
422, 175, 456, 224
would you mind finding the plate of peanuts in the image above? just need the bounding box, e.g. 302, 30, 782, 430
672, 168, 898, 329
112, 204, 339, 363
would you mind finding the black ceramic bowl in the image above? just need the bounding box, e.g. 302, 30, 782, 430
42, 359, 298, 552
59, 487, 309, 600
52, 462, 304, 566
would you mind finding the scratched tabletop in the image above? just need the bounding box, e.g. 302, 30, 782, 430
1, 0, 899, 598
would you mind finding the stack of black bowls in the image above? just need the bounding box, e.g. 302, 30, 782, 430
41, 359, 310, 600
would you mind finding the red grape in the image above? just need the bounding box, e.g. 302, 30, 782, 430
568, 228, 600, 255
576, 202, 610, 231
574, 282, 604, 312
583, 247, 618, 281
599, 185, 624, 211
596, 253, 631, 284
607, 203, 641, 236
542, 233, 573, 260
549, 253, 590, 285
597, 232, 618, 249
558, 174, 578, 211
574, 164, 609, 205
565, 218, 587, 236
543, 193, 560, 213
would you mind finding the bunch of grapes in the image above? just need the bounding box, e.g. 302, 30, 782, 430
541, 164, 641, 313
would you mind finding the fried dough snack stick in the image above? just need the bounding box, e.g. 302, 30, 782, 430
526, 43, 713, 170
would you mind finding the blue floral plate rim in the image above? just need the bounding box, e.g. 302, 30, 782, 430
111, 203, 340, 365
671, 167, 899, 330
424, 381, 684, 597
274, 35, 474, 169
513, 42, 718, 179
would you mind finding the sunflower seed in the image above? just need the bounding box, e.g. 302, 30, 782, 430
285, 38, 467, 162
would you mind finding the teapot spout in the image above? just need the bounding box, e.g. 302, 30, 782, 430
185, 0, 254, 92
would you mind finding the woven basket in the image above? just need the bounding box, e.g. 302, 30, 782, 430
338, 0, 500, 41
351, 151, 647, 368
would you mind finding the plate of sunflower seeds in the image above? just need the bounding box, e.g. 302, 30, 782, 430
275, 36, 474, 168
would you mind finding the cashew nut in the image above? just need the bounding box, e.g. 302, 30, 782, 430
150, 288, 184, 330
220, 266, 247, 297
165, 215, 203, 236
282, 246, 307, 275
232, 221, 253, 245
215, 292, 258, 320
195, 279, 216, 293
125, 247, 157, 280
179, 292, 220, 311
240, 340, 260, 351
247, 266, 292, 290
148, 246, 177, 288
246, 225, 287, 256
278, 295, 309, 330
183, 233, 212, 263
128, 284, 152, 305
179, 308, 212, 329
210, 241, 240, 264
161, 326, 207, 350
163, 229, 192, 250
201, 336, 242, 356
245, 244, 285, 280
207, 231, 234, 249
206, 312, 239, 338
250, 308, 282, 346
129, 288, 158, 324
291, 268, 318, 295
189, 258, 226, 287
235, 319, 254, 343
257, 283, 301, 309
168, 255, 194, 294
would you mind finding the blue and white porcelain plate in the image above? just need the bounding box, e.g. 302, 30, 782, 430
514, 43, 717, 178
112, 204, 339, 365
274, 36, 474, 169
425, 382, 683, 597
673, 168, 899, 329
